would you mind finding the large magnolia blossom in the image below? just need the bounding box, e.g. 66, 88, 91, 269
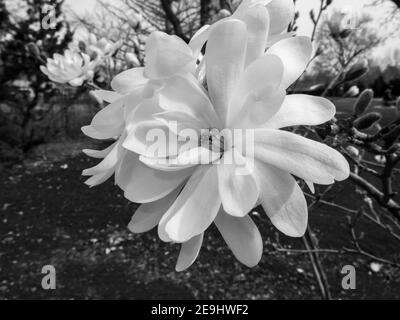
118, 19, 349, 271
81, 2, 349, 271
40, 49, 97, 86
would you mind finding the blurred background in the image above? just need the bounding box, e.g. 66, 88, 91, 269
1, 0, 400, 300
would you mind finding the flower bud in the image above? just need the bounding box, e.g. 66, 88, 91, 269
344, 59, 369, 82
27, 42, 41, 59
353, 112, 382, 130
346, 146, 360, 158
339, 29, 352, 39
353, 89, 373, 116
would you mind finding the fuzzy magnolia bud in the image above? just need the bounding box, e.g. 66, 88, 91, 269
353, 112, 382, 130
344, 59, 369, 83
339, 29, 352, 39
353, 89, 374, 116
346, 146, 360, 158
27, 42, 41, 59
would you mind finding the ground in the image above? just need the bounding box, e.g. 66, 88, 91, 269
1, 98, 400, 300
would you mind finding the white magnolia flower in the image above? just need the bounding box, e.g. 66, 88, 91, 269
120, 20, 349, 271
81, 31, 201, 187
40, 49, 96, 86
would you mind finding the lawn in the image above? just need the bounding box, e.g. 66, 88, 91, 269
1, 98, 400, 300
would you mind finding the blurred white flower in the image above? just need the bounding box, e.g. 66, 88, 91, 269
40, 49, 96, 86
374, 155, 386, 164
70, 32, 121, 59
345, 85, 360, 97
370, 262, 383, 273
121, 20, 349, 271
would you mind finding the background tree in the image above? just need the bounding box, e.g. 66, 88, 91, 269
0, 0, 72, 159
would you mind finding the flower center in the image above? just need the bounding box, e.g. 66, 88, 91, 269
199, 128, 225, 154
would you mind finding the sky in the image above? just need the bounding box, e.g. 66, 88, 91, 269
64, 0, 367, 35
64, 0, 400, 63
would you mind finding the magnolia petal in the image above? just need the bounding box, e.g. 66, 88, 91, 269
189, 25, 210, 58
264, 94, 336, 129
254, 160, 308, 237
153, 111, 206, 136
229, 54, 284, 127
234, 4, 270, 66
176, 147, 221, 166
305, 180, 315, 194
266, 0, 295, 35
139, 155, 197, 172
123, 120, 181, 158
82, 140, 124, 187
176, 233, 204, 272
235, 54, 284, 101
128, 188, 181, 234
111, 67, 147, 94
254, 129, 350, 184
158, 74, 220, 128
82, 141, 122, 177
116, 152, 193, 203
214, 210, 263, 268
164, 166, 221, 242
125, 97, 163, 132
144, 31, 195, 79
237, 88, 286, 129
122, 86, 147, 120
91, 90, 122, 103
83, 142, 117, 159
84, 170, 114, 187
81, 125, 115, 140
206, 19, 248, 125
236, 0, 272, 12
87, 99, 125, 139
267, 36, 312, 88
69, 77, 85, 87
218, 149, 259, 217
266, 32, 295, 47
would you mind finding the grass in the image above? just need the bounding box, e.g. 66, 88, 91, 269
1, 97, 400, 300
